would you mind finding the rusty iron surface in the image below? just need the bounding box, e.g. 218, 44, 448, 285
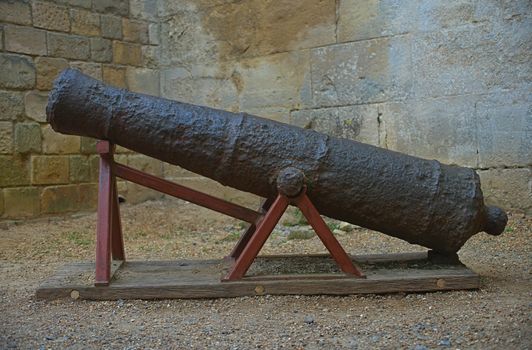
46, 69, 507, 254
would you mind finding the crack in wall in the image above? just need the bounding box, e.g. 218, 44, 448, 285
376, 106, 387, 149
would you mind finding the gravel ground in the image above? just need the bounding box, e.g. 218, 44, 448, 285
1, 198, 530, 349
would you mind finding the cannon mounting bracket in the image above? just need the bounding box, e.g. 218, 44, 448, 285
224, 186, 365, 281
93, 140, 364, 286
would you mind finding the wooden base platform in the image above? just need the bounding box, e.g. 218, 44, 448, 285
36, 252, 479, 300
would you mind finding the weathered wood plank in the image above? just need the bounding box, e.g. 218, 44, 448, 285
36, 253, 480, 300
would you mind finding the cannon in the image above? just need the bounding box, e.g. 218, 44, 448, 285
47, 69, 507, 257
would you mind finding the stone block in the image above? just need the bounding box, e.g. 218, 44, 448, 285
40, 184, 79, 214
32, 1, 70, 32
24, 91, 48, 122
475, 90, 531, 168
412, 22, 530, 98
69, 155, 91, 183
162, 0, 300, 14
102, 65, 127, 88
0, 0, 31, 25
0, 121, 13, 154
173, 176, 258, 209
90, 37, 112, 62
4, 25, 47, 55
70, 62, 102, 80
381, 97, 478, 167
113, 41, 142, 66
35, 57, 69, 91
117, 151, 134, 161
14, 122, 41, 154
93, 0, 129, 16
0, 91, 25, 121
70, 8, 100, 36
0, 53, 35, 89
492, 1, 532, 20
114, 154, 127, 166
311, 36, 411, 107
148, 23, 160, 45
161, 66, 238, 111
478, 168, 531, 215
3, 187, 40, 218
116, 180, 127, 194
163, 163, 196, 180
32, 155, 69, 185
101, 14, 122, 39
125, 182, 163, 204
42, 124, 80, 154
115, 146, 132, 154
417, 0, 503, 32
127, 155, 163, 177
78, 183, 98, 211
142, 45, 160, 69
338, 0, 417, 42
241, 106, 290, 124
160, 0, 336, 66
122, 18, 149, 44
159, 10, 211, 66
235, 50, 313, 111
60, 0, 92, 9
47, 32, 90, 60
89, 154, 100, 182
0, 155, 30, 187
80, 137, 97, 154
158, 0, 205, 15
126, 67, 160, 96
290, 104, 380, 146
130, 0, 158, 21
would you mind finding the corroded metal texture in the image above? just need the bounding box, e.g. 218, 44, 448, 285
47, 69, 507, 254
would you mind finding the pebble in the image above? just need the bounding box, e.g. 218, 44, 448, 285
304, 315, 315, 324
286, 229, 314, 240
338, 222, 353, 231
438, 337, 451, 347
413, 323, 426, 331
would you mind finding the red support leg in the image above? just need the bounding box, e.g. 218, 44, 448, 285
95, 142, 113, 286
223, 194, 289, 280
111, 174, 125, 261
224, 186, 364, 281
229, 198, 274, 260
295, 193, 364, 277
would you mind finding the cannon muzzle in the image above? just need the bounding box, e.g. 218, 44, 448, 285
46, 69, 507, 254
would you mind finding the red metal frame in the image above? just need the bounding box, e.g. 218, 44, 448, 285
223, 187, 364, 280
95, 141, 125, 286
94, 140, 364, 286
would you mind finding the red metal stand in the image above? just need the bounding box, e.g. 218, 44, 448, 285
223, 187, 364, 280
95, 141, 125, 286
94, 140, 364, 286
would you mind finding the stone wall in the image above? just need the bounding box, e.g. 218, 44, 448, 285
157, 0, 531, 214
1, 0, 530, 219
0, 0, 164, 219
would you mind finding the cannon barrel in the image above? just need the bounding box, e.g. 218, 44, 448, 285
46, 69, 507, 254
